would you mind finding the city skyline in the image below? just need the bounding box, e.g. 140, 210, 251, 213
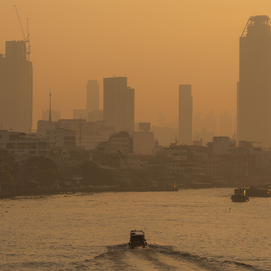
2, 1, 269, 129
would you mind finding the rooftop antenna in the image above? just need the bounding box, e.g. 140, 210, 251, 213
14, 5, 31, 61
49, 92, 52, 122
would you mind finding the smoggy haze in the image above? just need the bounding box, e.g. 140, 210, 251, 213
1, 0, 270, 128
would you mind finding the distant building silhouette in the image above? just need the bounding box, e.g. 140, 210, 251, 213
194, 128, 214, 146
87, 80, 99, 113
0, 41, 33, 132
103, 77, 134, 132
158, 112, 168, 127
194, 112, 204, 133
152, 126, 178, 147
133, 123, 155, 155
88, 109, 103, 122
73, 109, 88, 120
205, 110, 217, 134
179, 85, 192, 145
238, 16, 271, 147
72, 80, 100, 122
42, 110, 61, 122
219, 110, 232, 137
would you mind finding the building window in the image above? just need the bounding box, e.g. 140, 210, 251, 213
17, 143, 26, 149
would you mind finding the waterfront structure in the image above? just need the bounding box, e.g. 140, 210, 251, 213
238, 16, 271, 147
103, 77, 134, 133
87, 80, 99, 113
179, 85, 193, 145
45, 128, 76, 149
96, 131, 133, 155
37, 119, 114, 150
210, 136, 235, 156
0, 130, 49, 158
0, 41, 33, 132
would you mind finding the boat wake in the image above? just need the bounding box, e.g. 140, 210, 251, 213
84, 243, 265, 271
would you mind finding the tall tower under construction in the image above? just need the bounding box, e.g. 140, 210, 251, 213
238, 16, 271, 147
0, 41, 33, 132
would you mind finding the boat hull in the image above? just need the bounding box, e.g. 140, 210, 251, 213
129, 241, 147, 249
231, 195, 249, 202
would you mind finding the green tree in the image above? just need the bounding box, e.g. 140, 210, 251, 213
0, 149, 16, 179
79, 161, 115, 186
1, 173, 15, 183
36, 168, 58, 187
26, 156, 57, 171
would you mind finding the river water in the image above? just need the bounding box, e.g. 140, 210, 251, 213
0, 188, 270, 271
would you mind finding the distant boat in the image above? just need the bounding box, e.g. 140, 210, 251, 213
231, 188, 249, 202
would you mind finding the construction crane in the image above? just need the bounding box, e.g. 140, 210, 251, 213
14, 5, 31, 61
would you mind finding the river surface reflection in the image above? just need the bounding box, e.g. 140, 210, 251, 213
0, 188, 270, 270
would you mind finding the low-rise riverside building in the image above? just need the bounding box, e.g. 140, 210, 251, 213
0, 130, 50, 158
37, 119, 114, 150
46, 128, 76, 149
96, 131, 133, 155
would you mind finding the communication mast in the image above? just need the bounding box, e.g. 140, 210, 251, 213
14, 5, 31, 61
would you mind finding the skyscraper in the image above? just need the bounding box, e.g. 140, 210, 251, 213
238, 16, 271, 147
103, 77, 134, 132
179, 85, 192, 145
87, 80, 99, 113
0, 41, 33, 132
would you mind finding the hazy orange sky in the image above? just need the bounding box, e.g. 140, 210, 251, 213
1, 0, 271, 130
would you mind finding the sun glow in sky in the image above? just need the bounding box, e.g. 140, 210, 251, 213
1, 0, 271, 129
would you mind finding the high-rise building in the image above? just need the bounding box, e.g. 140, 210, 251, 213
238, 16, 271, 147
179, 85, 192, 145
103, 77, 134, 132
0, 41, 33, 132
87, 80, 99, 113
